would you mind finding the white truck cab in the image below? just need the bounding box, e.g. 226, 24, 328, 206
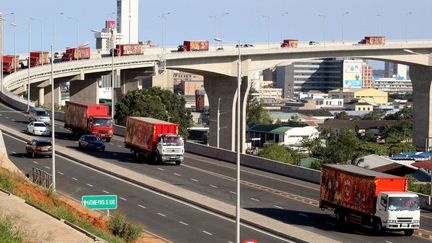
156, 134, 184, 165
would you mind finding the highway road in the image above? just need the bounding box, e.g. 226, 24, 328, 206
0, 102, 431, 242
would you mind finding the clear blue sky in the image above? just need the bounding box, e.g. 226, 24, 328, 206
1, 0, 431, 60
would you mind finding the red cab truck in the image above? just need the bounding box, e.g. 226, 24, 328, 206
358, 36, 386, 45
112, 44, 144, 56
64, 101, 113, 141
2, 55, 20, 74
125, 117, 184, 165
30, 52, 50, 67
281, 39, 298, 48
62, 47, 91, 61
320, 164, 420, 236
177, 40, 209, 52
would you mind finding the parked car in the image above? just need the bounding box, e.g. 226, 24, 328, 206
29, 107, 51, 124
27, 121, 51, 136
25, 139, 52, 158
78, 135, 105, 151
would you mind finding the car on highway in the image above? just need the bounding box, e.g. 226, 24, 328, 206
25, 139, 52, 158
27, 121, 51, 136
78, 135, 105, 151
29, 107, 51, 124
309, 41, 319, 45
236, 44, 254, 48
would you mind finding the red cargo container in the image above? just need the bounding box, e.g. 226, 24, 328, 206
113, 44, 144, 56
358, 36, 385, 45
64, 101, 113, 141
178, 40, 209, 51
62, 47, 91, 61
281, 39, 298, 48
2, 55, 20, 74
30, 52, 50, 67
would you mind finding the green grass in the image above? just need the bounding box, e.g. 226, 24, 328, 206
0, 216, 22, 242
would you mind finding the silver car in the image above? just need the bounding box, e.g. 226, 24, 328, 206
29, 108, 51, 125
27, 121, 51, 136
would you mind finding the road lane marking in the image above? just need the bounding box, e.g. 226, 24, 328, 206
174, 173, 181, 177
157, 168, 164, 171
230, 191, 236, 194
5, 116, 8, 119
11, 119, 15, 121
11, 151, 16, 154
138, 204, 146, 209
202, 230, 213, 236
298, 213, 309, 217
120, 197, 127, 201
273, 205, 283, 209
179, 221, 188, 226
109, 143, 114, 145
72, 177, 78, 181
157, 213, 166, 217
86, 183, 94, 187
57, 171, 64, 175
44, 166, 50, 169
32, 161, 39, 164
191, 178, 198, 182
210, 184, 218, 188
250, 198, 260, 202
102, 190, 110, 194
385, 241, 393, 243
117, 145, 122, 148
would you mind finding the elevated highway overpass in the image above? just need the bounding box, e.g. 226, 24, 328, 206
2, 39, 432, 150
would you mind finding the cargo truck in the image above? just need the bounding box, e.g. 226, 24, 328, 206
358, 36, 385, 45
112, 44, 144, 56
2, 55, 20, 74
125, 117, 184, 165
64, 101, 113, 141
320, 164, 420, 236
281, 39, 298, 48
177, 40, 209, 52
30, 52, 50, 67
62, 47, 91, 61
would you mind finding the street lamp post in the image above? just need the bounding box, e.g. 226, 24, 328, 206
158, 12, 170, 56
280, 12, 288, 40
67, 17, 79, 47
110, 28, 115, 121
262, 15, 270, 48
405, 11, 412, 42
341, 11, 349, 44
10, 22, 17, 73
27, 22, 31, 112
50, 44, 56, 191
52, 12, 64, 49
0, 12, 14, 93
318, 14, 326, 47
377, 14, 384, 37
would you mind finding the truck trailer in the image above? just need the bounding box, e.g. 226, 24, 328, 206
320, 164, 420, 236
177, 40, 209, 52
281, 39, 298, 48
2, 55, 20, 74
64, 101, 113, 141
30, 52, 50, 67
62, 47, 91, 61
112, 44, 144, 56
358, 36, 386, 45
124, 117, 184, 165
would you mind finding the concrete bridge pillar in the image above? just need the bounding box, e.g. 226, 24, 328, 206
410, 65, 432, 150
142, 67, 173, 92
29, 84, 40, 105
43, 81, 61, 107
204, 75, 250, 152
69, 77, 99, 104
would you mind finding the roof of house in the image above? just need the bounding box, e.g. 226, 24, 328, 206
296, 109, 334, 117
320, 119, 401, 130
248, 124, 306, 134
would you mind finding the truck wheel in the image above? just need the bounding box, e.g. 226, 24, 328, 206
106, 138, 111, 142
335, 210, 344, 223
373, 219, 383, 234
175, 161, 181, 165
404, 229, 414, 236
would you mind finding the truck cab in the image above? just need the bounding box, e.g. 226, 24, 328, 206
89, 116, 113, 142
374, 192, 420, 235
156, 134, 184, 165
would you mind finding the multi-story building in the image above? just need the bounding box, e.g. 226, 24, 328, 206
180, 80, 204, 96
302, 98, 344, 110
374, 78, 413, 94
117, 0, 139, 44
93, 20, 122, 53
362, 63, 374, 88
328, 88, 388, 105
384, 62, 408, 79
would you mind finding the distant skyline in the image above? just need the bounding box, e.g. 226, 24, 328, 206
1, 0, 430, 58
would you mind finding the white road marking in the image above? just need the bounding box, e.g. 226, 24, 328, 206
33, 161, 39, 164
102, 190, 110, 194
138, 204, 146, 209
57, 171, 64, 175
191, 178, 198, 182
11, 119, 15, 121
5, 116, 8, 119
44, 166, 50, 170
179, 221, 189, 226
86, 183, 94, 187
250, 197, 260, 202
228, 241, 234, 243
385, 241, 393, 243
157, 167, 164, 171
210, 184, 218, 188
202, 230, 213, 236
157, 213, 166, 217
120, 197, 127, 201
117, 145, 122, 148
298, 213, 309, 218
11, 151, 16, 154
174, 173, 181, 177
72, 177, 78, 181
109, 143, 114, 145
273, 205, 283, 209
230, 191, 236, 194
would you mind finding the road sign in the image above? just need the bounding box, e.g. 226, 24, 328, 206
82, 195, 117, 210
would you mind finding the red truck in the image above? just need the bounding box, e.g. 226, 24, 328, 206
30, 52, 50, 67
125, 117, 184, 165
112, 44, 144, 56
320, 164, 420, 235
358, 36, 385, 45
2, 55, 20, 74
64, 101, 113, 141
177, 40, 209, 52
281, 39, 298, 48
62, 47, 91, 61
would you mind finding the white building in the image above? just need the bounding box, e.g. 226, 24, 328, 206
93, 20, 122, 53
374, 78, 413, 94
117, 0, 139, 44
384, 62, 408, 79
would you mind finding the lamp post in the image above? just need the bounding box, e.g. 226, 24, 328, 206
318, 14, 326, 47
0, 12, 14, 93
261, 15, 270, 48
280, 12, 288, 40
405, 11, 412, 42
52, 12, 64, 49
377, 14, 384, 37
158, 12, 170, 56
27, 21, 32, 112
10, 21, 17, 73
111, 28, 114, 121
214, 38, 241, 243
341, 11, 349, 44
50, 44, 56, 191
67, 16, 79, 47
30, 17, 43, 51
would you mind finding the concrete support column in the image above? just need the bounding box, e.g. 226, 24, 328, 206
410, 65, 432, 150
29, 83, 40, 105
43, 81, 61, 107
38, 88, 44, 106
142, 69, 173, 92
69, 77, 99, 104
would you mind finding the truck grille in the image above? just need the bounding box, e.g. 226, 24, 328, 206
397, 217, 413, 223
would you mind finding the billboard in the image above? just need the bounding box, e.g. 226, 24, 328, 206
105, 20, 115, 29
343, 60, 363, 89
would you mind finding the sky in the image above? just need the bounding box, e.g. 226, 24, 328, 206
1, 0, 432, 68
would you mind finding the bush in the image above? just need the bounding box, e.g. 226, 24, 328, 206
109, 213, 143, 242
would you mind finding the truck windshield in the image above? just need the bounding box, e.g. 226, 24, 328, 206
388, 197, 419, 211
93, 118, 113, 127
161, 135, 183, 146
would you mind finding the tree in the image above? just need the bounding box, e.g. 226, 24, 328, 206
114, 87, 193, 138
362, 110, 386, 120
247, 90, 272, 125
258, 143, 300, 165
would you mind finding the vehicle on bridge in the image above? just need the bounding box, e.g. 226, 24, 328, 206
358, 36, 386, 45
177, 40, 209, 52
2, 55, 20, 74
64, 101, 113, 141
125, 117, 184, 165
281, 39, 298, 48
111, 44, 144, 56
320, 164, 419, 236
62, 47, 91, 61
30, 51, 50, 67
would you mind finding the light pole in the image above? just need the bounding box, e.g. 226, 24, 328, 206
158, 12, 170, 55
52, 12, 64, 49
67, 16, 79, 47
280, 12, 288, 39
318, 14, 326, 46
110, 28, 115, 121
50, 44, 56, 191
30, 17, 43, 51
405, 11, 412, 42
10, 22, 17, 73
0, 12, 14, 93
262, 15, 270, 48
214, 38, 241, 243
341, 11, 349, 44
377, 14, 384, 36
27, 21, 32, 112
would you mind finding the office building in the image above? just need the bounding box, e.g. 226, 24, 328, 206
93, 20, 122, 52
374, 78, 413, 94
362, 63, 374, 88
117, 0, 139, 44
384, 62, 408, 79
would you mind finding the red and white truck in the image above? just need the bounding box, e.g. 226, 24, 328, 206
358, 36, 386, 45
30, 52, 50, 67
125, 117, 184, 165
62, 47, 91, 61
64, 101, 113, 141
177, 40, 209, 52
2, 55, 20, 74
320, 164, 420, 235
281, 39, 298, 48
112, 44, 144, 56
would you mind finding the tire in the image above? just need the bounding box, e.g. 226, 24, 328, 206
78, 143, 82, 148
335, 210, 344, 223
175, 160, 181, 165
404, 229, 414, 236
100, 147, 105, 152
106, 138, 111, 142
373, 219, 384, 234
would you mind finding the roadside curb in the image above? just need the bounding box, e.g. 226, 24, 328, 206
416, 229, 432, 240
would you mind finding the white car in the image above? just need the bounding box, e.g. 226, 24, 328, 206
27, 122, 51, 136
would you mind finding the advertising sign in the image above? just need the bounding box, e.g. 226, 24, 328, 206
105, 20, 115, 29
343, 61, 363, 89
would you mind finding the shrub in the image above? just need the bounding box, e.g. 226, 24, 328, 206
108, 213, 143, 242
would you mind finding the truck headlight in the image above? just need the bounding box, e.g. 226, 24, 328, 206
413, 220, 420, 223
387, 220, 396, 223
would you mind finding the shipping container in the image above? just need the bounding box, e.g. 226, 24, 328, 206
358, 36, 385, 45
62, 47, 91, 61
30, 52, 50, 67
178, 40, 209, 51
2, 55, 20, 74
281, 39, 298, 48
113, 44, 144, 56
